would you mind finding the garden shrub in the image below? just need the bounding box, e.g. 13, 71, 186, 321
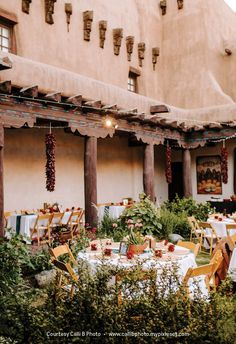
160, 196, 213, 239
117, 194, 162, 237
0, 259, 235, 344
163, 195, 212, 221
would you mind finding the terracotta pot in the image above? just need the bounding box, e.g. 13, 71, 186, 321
127, 243, 148, 254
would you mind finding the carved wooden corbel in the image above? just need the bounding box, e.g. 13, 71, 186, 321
177, 0, 184, 10
138, 42, 145, 67
126, 36, 134, 61
113, 28, 123, 55
22, 0, 32, 14
99, 21, 107, 48
45, 0, 57, 25
160, 0, 167, 15
83, 11, 93, 41
65, 3, 72, 32
152, 47, 160, 70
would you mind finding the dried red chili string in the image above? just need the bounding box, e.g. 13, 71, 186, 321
45, 133, 56, 191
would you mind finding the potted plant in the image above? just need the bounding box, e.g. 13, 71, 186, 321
127, 230, 148, 254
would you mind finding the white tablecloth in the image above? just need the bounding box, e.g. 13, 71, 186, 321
208, 218, 236, 237
228, 248, 236, 282
8, 211, 72, 239
77, 244, 208, 297
97, 205, 126, 222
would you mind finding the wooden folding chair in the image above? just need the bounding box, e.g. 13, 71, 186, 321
177, 240, 200, 257
60, 210, 84, 241
187, 216, 203, 248
198, 221, 220, 255
50, 212, 64, 231
229, 233, 236, 245
4, 211, 13, 228
225, 224, 236, 237
209, 250, 224, 290
182, 263, 216, 295
49, 243, 77, 266
30, 213, 53, 246
52, 259, 78, 299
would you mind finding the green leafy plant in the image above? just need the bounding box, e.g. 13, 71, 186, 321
159, 208, 190, 239
118, 194, 162, 237
127, 229, 145, 245
163, 195, 212, 221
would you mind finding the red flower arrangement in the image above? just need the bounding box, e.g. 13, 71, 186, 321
221, 146, 228, 184
45, 133, 56, 192
168, 244, 175, 252
91, 243, 97, 251
155, 249, 163, 258
165, 146, 172, 184
126, 251, 134, 260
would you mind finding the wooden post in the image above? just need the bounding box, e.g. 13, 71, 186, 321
0, 125, 4, 237
143, 143, 155, 202
182, 149, 193, 198
84, 136, 98, 225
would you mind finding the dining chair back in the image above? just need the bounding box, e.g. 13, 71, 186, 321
31, 213, 53, 246
182, 263, 216, 294
187, 216, 203, 247
198, 221, 220, 255
49, 243, 77, 266
177, 241, 200, 257
52, 259, 78, 299
225, 224, 236, 236
4, 211, 13, 228
60, 210, 84, 241
50, 212, 64, 229
229, 233, 236, 245
209, 250, 224, 290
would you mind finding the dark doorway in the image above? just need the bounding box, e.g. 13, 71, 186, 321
168, 162, 184, 201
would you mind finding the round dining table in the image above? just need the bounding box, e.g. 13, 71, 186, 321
77, 241, 208, 297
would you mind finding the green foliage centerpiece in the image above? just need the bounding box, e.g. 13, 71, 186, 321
118, 193, 162, 237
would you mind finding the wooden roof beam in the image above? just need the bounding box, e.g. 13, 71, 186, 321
0, 56, 12, 70
0, 80, 11, 93
102, 104, 117, 110
84, 100, 102, 108
20, 85, 38, 98
66, 94, 83, 106
45, 92, 61, 102
150, 104, 169, 114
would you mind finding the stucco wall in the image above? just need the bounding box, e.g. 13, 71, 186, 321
162, 0, 236, 108
4, 129, 168, 211
0, 0, 163, 100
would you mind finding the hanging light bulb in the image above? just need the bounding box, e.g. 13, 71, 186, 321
103, 116, 118, 129
105, 117, 112, 127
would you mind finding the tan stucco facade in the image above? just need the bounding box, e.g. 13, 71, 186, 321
1, 0, 236, 210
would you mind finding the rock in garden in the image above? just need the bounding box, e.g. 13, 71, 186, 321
168, 233, 184, 243
35, 269, 57, 288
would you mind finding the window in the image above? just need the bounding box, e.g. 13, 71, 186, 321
128, 73, 137, 93
127, 68, 140, 93
0, 24, 11, 52
0, 9, 17, 54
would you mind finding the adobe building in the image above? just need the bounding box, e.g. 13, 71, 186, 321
0, 0, 236, 231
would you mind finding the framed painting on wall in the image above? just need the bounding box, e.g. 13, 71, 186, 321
196, 156, 222, 194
